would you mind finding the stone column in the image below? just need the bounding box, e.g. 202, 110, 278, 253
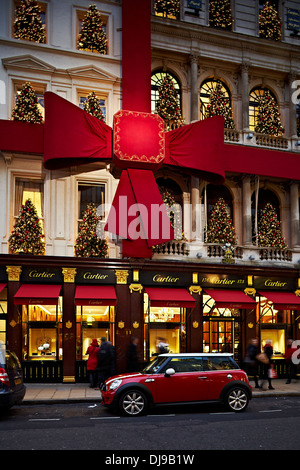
242, 176, 252, 245
191, 175, 200, 240
241, 62, 250, 131
190, 54, 199, 122
290, 182, 300, 248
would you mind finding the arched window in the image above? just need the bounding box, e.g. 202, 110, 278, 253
199, 79, 232, 121
151, 70, 182, 114
251, 188, 280, 243
156, 177, 183, 240
249, 87, 277, 132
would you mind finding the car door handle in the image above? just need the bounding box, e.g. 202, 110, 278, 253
145, 378, 155, 382
198, 376, 207, 379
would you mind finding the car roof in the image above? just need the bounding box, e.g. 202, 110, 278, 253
158, 353, 233, 357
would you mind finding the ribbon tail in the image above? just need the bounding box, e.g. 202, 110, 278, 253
105, 168, 174, 258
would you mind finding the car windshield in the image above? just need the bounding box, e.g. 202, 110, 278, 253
142, 356, 168, 374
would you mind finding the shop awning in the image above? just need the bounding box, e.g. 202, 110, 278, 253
14, 284, 62, 305
204, 289, 256, 309
75, 286, 117, 306
258, 291, 300, 310
145, 288, 196, 308
0, 283, 7, 294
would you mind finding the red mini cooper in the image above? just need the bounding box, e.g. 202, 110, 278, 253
101, 353, 252, 416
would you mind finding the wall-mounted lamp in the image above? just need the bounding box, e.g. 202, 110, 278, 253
295, 141, 300, 146
196, 252, 202, 259
247, 133, 254, 139
248, 255, 255, 261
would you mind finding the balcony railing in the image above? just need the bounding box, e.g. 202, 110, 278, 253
152, 240, 190, 256
259, 247, 293, 262
224, 129, 300, 151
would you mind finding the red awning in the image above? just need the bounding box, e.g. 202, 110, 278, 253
75, 286, 117, 306
145, 288, 195, 308
14, 284, 62, 305
0, 283, 7, 294
258, 291, 300, 310
205, 289, 256, 309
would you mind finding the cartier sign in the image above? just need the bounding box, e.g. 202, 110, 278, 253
254, 276, 296, 290
76, 269, 115, 284
140, 271, 191, 286
21, 267, 63, 283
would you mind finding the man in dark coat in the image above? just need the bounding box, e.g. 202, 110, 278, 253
97, 337, 116, 387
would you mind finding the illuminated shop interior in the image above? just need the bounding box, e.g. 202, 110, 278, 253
21, 298, 63, 361
76, 305, 115, 360
143, 293, 186, 360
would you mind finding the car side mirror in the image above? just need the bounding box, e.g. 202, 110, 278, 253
165, 368, 175, 377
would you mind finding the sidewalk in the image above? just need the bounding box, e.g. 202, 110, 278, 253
22, 379, 300, 405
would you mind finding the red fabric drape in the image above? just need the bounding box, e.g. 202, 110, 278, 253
43, 92, 112, 170
0, 119, 44, 154
165, 116, 225, 184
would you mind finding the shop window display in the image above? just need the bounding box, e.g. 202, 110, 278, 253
0, 287, 7, 345
143, 293, 186, 360
203, 293, 241, 360
76, 305, 115, 360
21, 299, 62, 361
258, 296, 293, 358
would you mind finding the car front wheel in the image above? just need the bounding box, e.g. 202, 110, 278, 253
119, 390, 148, 417
225, 387, 249, 412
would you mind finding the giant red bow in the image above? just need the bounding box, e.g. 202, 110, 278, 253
44, 92, 225, 258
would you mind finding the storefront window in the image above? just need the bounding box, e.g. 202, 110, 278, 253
257, 295, 292, 358
203, 293, 241, 360
0, 287, 7, 345
21, 299, 63, 361
143, 293, 186, 360
76, 305, 115, 360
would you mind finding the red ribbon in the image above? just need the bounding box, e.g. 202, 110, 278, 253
43, 92, 225, 258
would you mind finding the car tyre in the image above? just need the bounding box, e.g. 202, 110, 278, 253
225, 387, 249, 412
119, 389, 148, 417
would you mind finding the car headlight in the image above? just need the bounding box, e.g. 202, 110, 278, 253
109, 379, 122, 391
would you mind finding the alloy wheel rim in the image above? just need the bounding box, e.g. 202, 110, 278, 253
122, 392, 145, 415
228, 389, 247, 411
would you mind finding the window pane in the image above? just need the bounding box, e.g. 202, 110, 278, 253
78, 183, 105, 219
15, 178, 44, 219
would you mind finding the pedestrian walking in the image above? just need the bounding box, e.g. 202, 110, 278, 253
127, 336, 139, 372
245, 338, 260, 388
97, 337, 116, 388
85, 338, 99, 388
285, 339, 298, 384
263, 340, 275, 390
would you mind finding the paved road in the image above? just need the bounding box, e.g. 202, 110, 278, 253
1, 396, 300, 452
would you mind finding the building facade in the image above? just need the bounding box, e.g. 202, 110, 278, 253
0, 0, 300, 382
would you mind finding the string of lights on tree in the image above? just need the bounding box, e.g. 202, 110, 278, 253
77, 4, 107, 54
75, 202, 108, 258
9, 199, 45, 255
257, 202, 287, 248
154, 0, 180, 19
155, 75, 184, 130
11, 82, 43, 124
205, 81, 235, 129
209, 0, 233, 30
206, 197, 236, 244
159, 188, 184, 241
83, 91, 105, 121
259, 1, 282, 41
14, 0, 46, 43
254, 89, 284, 136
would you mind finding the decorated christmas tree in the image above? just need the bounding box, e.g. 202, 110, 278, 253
259, 2, 282, 41
83, 91, 104, 121
255, 89, 284, 136
75, 203, 108, 258
205, 82, 235, 129
77, 4, 107, 54
160, 188, 183, 240
257, 202, 287, 248
206, 197, 236, 244
11, 82, 43, 123
9, 199, 45, 255
155, 75, 184, 130
14, 0, 46, 43
209, 0, 233, 30
154, 0, 180, 19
